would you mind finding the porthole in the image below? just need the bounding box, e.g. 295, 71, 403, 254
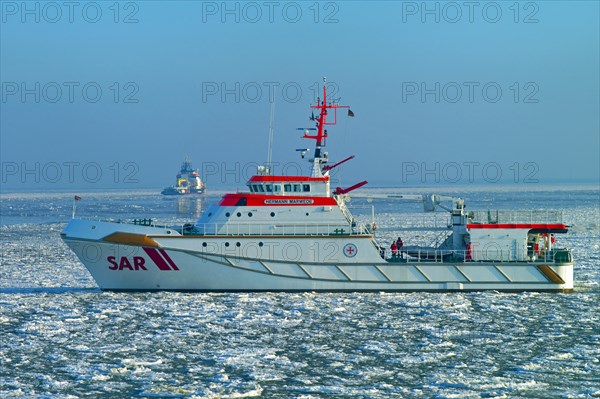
270, 212, 275, 217
226, 212, 230, 217
202, 242, 207, 247
208, 212, 212, 217
259, 242, 264, 247
225, 242, 230, 247
248, 212, 253, 217
306, 212, 309, 216
236, 242, 241, 247
237, 212, 242, 217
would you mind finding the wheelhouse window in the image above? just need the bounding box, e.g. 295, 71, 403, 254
265, 184, 273, 192
257, 185, 265, 192
274, 185, 281, 192
284, 184, 292, 192
293, 184, 301, 192
303, 184, 311, 192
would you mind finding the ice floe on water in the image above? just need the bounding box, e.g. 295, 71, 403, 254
0, 187, 598, 397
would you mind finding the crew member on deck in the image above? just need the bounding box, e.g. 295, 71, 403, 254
396, 237, 404, 249
391, 241, 398, 258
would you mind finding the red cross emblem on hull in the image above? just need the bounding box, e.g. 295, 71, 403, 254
343, 243, 358, 258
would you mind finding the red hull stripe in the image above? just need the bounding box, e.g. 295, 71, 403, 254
158, 249, 179, 270
467, 223, 567, 230
219, 196, 239, 206
248, 175, 329, 182
143, 247, 172, 270
219, 193, 337, 207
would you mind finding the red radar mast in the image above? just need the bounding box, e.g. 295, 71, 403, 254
301, 78, 351, 177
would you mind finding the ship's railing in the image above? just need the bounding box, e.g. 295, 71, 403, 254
75, 217, 174, 230
468, 210, 563, 225
337, 200, 355, 224
387, 248, 572, 264
350, 212, 451, 232
75, 218, 372, 237
188, 222, 373, 236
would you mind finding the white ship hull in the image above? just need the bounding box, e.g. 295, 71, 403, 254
62, 220, 573, 292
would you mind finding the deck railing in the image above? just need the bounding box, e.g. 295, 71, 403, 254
468, 210, 563, 225
189, 222, 372, 236
78, 218, 373, 237
387, 248, 572, 264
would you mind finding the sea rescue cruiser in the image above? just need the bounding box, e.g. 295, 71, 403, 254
62, 79, 574, 291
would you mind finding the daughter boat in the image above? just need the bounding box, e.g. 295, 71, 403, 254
61, 81, 574, 291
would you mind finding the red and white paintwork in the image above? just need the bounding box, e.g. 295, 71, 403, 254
62, 80, 574, 292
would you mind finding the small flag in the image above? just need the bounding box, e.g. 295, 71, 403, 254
348, 109, 355, 117
74, 195, 81, 201
310, 111, 315, 121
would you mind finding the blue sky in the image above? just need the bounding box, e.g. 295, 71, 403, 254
1, 1, 599, 190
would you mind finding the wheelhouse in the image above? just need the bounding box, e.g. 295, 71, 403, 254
246, 175, 330, 196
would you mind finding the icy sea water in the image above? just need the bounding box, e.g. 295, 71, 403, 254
1, 186, 599, 398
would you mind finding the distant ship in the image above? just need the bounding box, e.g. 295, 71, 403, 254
161, 158, 205, 195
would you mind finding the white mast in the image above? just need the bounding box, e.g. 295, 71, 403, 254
266, 97, 275, 175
